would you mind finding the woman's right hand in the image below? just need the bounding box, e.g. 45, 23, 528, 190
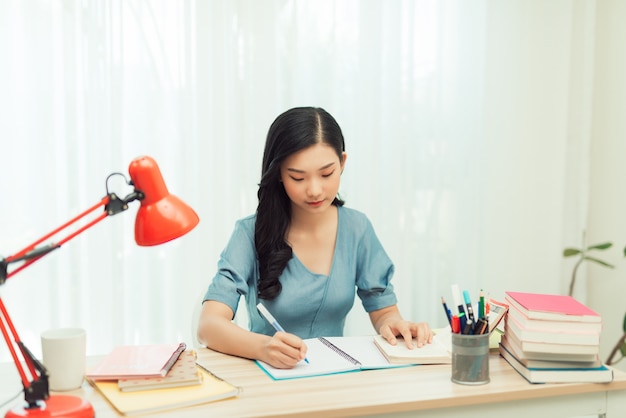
261, 332, 308, 369
198, 301, 308, 368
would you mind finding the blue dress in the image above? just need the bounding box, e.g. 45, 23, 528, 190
203, 206, 398, 338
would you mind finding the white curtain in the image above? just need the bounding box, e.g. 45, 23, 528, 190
0, 0, 593, 361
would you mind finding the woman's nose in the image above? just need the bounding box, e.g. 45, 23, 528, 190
306, 178, 322, 197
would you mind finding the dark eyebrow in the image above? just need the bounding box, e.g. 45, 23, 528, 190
286, 162, 336, 174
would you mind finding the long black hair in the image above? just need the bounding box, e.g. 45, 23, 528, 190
255, 107, 345, 300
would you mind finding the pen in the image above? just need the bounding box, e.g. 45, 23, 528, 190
458, 311, 467, 332
451, 284, 463, 316
463, 290, 476, 323
257, 302, 309, 364
486, 293, 491, 315
462, 319, 474, 335
475, 317, 488, 335
441, 297, 453, 326
478, 289, 485, 319
451, 315, 460, 333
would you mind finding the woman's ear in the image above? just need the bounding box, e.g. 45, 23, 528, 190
340, 152, 348, 173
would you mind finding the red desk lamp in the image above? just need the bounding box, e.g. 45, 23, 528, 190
0, 156, 199, 418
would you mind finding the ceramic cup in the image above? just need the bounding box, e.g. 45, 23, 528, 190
41, 327, 86, 391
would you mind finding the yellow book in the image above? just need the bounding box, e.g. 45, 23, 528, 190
89, 365, 240, 415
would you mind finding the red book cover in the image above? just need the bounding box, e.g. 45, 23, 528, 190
505, 291, 600, 323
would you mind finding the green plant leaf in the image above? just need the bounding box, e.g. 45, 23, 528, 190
587, 242, 612, 251
620, 341, 626, 358
582, 256, 614, 268
623, 245, 626, 258
623, 313, 626, 333
563, 248, 581, 257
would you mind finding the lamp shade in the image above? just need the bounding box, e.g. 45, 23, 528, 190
129, 156, 199, 246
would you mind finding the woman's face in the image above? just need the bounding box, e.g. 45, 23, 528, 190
280, 142, 347, 216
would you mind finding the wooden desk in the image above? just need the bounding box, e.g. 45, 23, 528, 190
1, 350, 625, 417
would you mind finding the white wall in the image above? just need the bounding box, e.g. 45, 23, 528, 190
0, 0, 624, 370
588, 0, 626, 371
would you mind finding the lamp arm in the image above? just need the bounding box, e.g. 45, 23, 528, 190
1, 189, 144, 283
0, 299, 50, 408
1, 196, 110, 283
0, 191, 139, 409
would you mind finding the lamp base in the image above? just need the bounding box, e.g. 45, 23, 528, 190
6, 395, 94, 418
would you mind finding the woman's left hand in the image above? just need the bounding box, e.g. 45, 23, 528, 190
380, 319, 433, 348
371, 305, 434, 349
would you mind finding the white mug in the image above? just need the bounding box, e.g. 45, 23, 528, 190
41, 327, 86, 391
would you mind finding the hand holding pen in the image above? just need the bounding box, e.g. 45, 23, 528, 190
257, 303, 309, 365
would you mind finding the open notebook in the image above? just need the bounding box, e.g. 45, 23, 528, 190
256, 334, 451, 380
373, 332, 452, 365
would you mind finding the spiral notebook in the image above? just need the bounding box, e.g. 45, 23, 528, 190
255, 336, 412, 380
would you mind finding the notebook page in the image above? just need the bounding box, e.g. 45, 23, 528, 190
322, 336, 405, 369
256, 337, 361, 379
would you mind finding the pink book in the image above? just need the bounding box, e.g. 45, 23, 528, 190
504, 291, 601, 323
86, 342, 186, 380
117, 350, 201, 392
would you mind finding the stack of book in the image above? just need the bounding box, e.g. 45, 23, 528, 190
85, 342, 239, 415
499, 291, 613, 384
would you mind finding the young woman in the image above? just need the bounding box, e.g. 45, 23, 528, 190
197, 107, 432, 369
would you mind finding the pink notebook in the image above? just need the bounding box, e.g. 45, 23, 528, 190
505, 291, 600, 322
86, 342, 186, 380
117, 350, 201, 392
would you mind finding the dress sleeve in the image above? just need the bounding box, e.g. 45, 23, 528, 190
203, 218, 257, 315
355, 216, 398, 312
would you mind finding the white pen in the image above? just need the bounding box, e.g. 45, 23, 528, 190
256, 302, 309, 363
451, 284, 463, 316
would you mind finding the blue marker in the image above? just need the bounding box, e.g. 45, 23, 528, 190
257, 303, 309, 364
463, 290, 476, 323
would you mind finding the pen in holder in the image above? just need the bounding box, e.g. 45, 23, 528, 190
451, 333, 490, 385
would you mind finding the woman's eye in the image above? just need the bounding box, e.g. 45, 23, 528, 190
322, 170, 335, 178
289, 176, 304, 182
